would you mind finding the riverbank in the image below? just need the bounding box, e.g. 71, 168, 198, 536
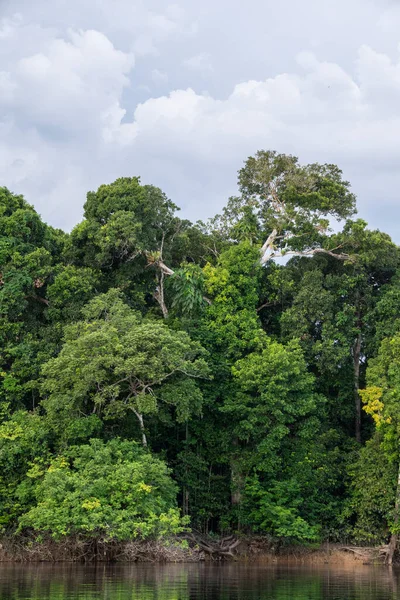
0, 537, 200, 563
0, 536, 389, 565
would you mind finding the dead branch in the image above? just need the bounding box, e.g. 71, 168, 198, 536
264, 247, 355, 263
189, 532, 241, 560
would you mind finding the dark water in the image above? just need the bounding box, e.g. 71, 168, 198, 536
0, 563, 399, 599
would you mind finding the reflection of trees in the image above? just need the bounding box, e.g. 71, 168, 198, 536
0, 564, 191, 600
0, 563, 399, 599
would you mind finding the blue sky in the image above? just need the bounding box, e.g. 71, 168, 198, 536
1, 0, 400, 239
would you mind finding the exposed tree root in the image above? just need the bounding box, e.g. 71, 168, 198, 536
189, 532, 241, 560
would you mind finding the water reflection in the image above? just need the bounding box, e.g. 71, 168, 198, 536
0, 562, 399, 599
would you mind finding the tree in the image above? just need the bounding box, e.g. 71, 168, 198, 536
209, 150, 357, 264
178, 241, 324, 534
2, 154, 400, 552
66, 178, 207, 318
46, 265, 100, 325
226, 338, 319, 538
19, 439, 185, 541
42, 289, 209, 447
0, 187, 65, 411
361, 334, 400, 563
280, 221, 398, 442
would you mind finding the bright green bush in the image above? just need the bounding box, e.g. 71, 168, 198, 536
19, 438, 187, 540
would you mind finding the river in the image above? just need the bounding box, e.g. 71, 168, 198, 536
0, 563, 399, 599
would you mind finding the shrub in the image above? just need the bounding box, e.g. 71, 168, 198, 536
19, 438, 187, 541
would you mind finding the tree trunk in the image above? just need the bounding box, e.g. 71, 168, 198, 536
352, 332, 362, 443
230, 470, 242, 506
230, 438, 244, 528
387, 462, 400, 566
183, 488, 189, 517
133, 409, 147, 447
154, 271, 168, 319
260, 228, 278, 264
183, 421, 189, 516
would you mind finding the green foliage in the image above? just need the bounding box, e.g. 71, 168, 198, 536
167, 263, 207, 316
41, 289, 209, 445
0, 409, 52, 530
202, 241, 263, 357
210, 150, 356, 254
19, 439, 186, 540
344, 435, 396, 543
242, 476, 320, 542
46, 265, 100, 324
0, 152, 399, 548
231, 338, 316, 444
354, 333, 400, 542
0, 187, 65, 412
361, 334, 400, 457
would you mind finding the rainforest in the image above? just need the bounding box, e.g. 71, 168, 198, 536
1, 150, 400, 562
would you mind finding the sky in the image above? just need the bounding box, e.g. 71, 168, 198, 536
1, 0, 400, 238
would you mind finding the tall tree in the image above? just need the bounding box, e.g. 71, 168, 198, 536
41, 289, 209, 447
209, 150, 356, 264
66, 177, 210, 317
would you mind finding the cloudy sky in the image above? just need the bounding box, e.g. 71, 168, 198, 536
1, 0, 400, 238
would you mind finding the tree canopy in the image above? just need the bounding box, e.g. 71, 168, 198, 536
1, 150, 400, 555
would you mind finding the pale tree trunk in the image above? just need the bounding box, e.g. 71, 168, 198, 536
155, 233, 169, 319
388, 462, 400, 566
260, 228, 278, 264
353, 332, 362, 443
133, 409, 147, 447
154, 271, 168, 319
230, 468, 243, 506
145, 230, 172, 318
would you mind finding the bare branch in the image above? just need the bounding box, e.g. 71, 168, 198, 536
268, 247, 355, 262
256, 300, 278, 313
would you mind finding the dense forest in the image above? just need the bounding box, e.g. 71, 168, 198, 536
2, 150, 400, 559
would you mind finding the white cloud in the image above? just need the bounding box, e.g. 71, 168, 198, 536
183, 52, 213, 73
2, 0, 400, 239
3, 1, 198, 57
1, 28, 134, 136
108, 48, 383, 161
71, 44, 400, 232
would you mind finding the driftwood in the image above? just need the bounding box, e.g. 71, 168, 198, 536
189, 532, 241, 560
